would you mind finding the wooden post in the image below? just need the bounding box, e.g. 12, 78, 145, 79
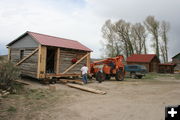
56, 48, 60, 74
86, 52, 90, 73
8, 47, 11, 61
37, 45, 47, 79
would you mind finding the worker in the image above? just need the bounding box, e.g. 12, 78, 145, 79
80, 64, 88, 84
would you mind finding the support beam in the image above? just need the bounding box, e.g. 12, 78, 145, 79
16, 48, 39, 66
56, 48, 60, 74
86, 52, 90, 74
37, 45, 47, 79
62, 53, 90, 74
8, 47, 11, 61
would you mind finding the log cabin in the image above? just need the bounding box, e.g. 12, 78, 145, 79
7, 31, 92, 81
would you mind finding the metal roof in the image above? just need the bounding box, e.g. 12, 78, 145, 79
126, 54, 157, 63
172, 53, 180, 59
7, 31, 92, 52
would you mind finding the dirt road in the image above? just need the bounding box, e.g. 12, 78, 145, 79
1, 74, 180, 120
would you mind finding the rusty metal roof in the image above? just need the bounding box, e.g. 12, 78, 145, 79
7, 31, 92, 52
126, 54, 157, 63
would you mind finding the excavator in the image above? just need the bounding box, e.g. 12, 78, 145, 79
90, 55, 125, 83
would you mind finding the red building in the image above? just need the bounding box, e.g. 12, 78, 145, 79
159, 63, 176, 73
126, 54, 160, 72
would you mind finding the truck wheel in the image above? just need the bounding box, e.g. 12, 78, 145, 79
96, 72, 105, 83
115, 70, 124, 81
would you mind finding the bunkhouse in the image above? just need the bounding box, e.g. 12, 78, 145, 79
7, 31, 92, 82
126, 54, 160, 72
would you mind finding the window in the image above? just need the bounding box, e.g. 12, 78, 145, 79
20, 50, 24, 60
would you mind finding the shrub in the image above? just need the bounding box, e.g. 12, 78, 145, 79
0, 61, 21, 90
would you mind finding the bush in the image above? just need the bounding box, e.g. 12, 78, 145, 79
0, 61, 21, 90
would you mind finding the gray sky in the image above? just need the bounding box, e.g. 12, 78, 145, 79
0, 0, 179, 59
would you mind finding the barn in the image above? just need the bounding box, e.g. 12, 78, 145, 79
126, 54, 160, 72
172, 53, 180, 72
7, 31, 92, 81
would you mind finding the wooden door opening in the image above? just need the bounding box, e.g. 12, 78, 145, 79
46, 47, 56, 73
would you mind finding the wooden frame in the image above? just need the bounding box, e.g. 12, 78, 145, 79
62, 52, 90, 74
37, 45, 47, 79
56, 48, 60, 74
13, 44, 91, 79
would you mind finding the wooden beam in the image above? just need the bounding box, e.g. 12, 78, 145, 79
14, 80, 31, 85
37, 45, 47, 79
16, 48, 39, 66
56, 48, 60, 73
86, 52, 90, 74
46, 73, 81, 77
8, 47, 11, 61
67, 83, 107, 95
62, 53, 90, 74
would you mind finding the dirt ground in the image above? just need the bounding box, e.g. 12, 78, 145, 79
1, 73, 180, 120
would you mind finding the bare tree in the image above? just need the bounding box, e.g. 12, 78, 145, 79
114, 20, 134, 58
101, 20, 123, 57
144, 16, 160, 58
131, 23, 147, 54
160, 44, 166, 63
160, 21, 170, 62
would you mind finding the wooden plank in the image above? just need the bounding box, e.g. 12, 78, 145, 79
62, 53, 90, 74
46, 73, 81, 77
16, 48, 39, 66
14, 80, 31, 85
37, 45, 47, 79
67, 83, 107, 95
86, 52, 90, 74
56, 48, 60, 73
8, 47, 11, 61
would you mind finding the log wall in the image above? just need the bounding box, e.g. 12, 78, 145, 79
10, 47, 38, 78
59, 48, 87, 74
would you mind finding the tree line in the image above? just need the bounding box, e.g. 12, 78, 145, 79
101, 16, 170, 63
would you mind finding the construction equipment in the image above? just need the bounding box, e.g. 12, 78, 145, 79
90, 55, 125, 82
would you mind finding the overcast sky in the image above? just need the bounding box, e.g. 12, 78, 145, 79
0, 0, 179, 59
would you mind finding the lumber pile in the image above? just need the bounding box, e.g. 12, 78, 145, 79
67, 83, 106, 95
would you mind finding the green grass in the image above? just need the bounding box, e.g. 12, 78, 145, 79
144, 73, 159, 79
174, 74, 180, 80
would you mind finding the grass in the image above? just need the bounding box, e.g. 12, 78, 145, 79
7, 106, 16, 112
174, 74, 180, 80
143, 72, 159, 80
0, 85, 73, 120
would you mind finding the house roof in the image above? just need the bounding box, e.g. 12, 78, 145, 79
126, 54, 157, 63
172, 53, 180, 59
7, 31, 92, 52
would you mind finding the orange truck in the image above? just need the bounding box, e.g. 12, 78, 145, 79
90, 55, 125, 82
